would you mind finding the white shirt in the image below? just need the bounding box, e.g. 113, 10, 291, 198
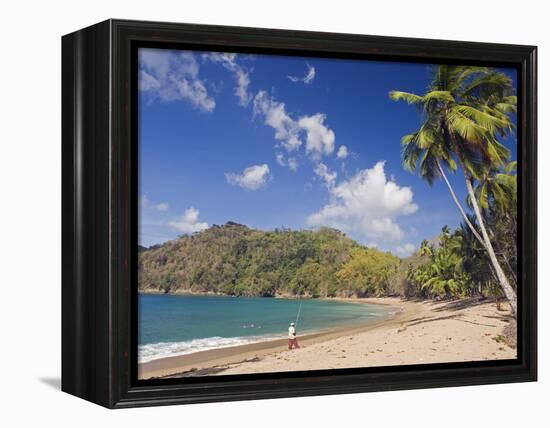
288, 326, 296, 339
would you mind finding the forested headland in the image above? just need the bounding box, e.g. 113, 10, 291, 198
138, 217, 515, 300
139, 222, 400, 298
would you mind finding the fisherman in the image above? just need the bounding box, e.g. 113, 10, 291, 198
288, 322, 300, 350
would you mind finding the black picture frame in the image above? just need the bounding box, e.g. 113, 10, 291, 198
62, 19, 537, 408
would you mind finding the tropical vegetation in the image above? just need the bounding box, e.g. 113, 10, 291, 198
390, 65, 518, 315
138, 222, 400, 298
139, 218, 516, 303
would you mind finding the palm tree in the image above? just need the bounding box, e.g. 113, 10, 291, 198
469, 161, 518, 287
419, 239, 433, 257
457, 215, 495, 295
410, 230, 469, 298
390, 65, 518, 315
469, 161, 517, 213
422, 247, 469, 298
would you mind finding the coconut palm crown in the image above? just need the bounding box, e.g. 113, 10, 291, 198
390, 65, 518, 316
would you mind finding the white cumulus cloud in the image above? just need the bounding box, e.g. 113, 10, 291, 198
288, 63, 316, 84
298, 113, 335, 161
225, 164, 271, 190
307, 161, 418, 244
395, 243, 417, 257
253, 91, 336, 161
168, 207, 209, 234
138, 49, 216, 112
337, 145, 349, 159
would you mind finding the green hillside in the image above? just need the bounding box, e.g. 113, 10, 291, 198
138, 222, 401, 298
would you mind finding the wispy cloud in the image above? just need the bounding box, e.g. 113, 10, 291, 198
253, 90, 302, 152
275, 153, 299, 172
140, 195, 169, 212
139, 70, 161, 91
138, 49, 215, 112
203, 52, 252, 106
226, 164, 271, 190
314, 162, 337, 188
288, 63, 316, 84
275, 153, 286, 167
287, 157, 298, 172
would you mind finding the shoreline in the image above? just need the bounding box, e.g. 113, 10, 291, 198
138, 297, 516, 379
139, 289, 402, 301
138, 297, 413, 379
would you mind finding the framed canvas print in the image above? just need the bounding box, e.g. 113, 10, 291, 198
62, 19, 537, 408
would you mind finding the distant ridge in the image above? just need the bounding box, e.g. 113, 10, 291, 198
138, 223, 403, 298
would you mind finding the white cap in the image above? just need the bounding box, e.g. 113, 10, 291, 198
290, 322, 295, 326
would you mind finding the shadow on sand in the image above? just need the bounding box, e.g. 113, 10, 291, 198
400, 297, 515, 329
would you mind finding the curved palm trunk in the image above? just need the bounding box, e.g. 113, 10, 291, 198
465, 177, 517, 317
501, 253, 518, 286
436, 161, 485, 247
489, 225, 518, 286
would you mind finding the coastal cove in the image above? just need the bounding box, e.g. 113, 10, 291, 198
135, 57, 521, 381
138, 294, 396, 364
137, 295, 516, 379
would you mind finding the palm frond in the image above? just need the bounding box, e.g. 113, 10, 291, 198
419, 147, 439, 185
389, 90, 423, 105
401, 134, 422, 173
452, 105, 510, 135
494, 96, 517, 114
503, 161, 517, 174
440, 153, 458, 172
452, 66, 489, 89
422, 90, 455, 104
461, 71, 513, 99
430, 65, 449, 91
477, 181, 489, 209
484, 136, 511, 166
447, 107, 487, 144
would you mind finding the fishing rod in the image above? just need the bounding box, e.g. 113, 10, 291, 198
295, 300, 303, 328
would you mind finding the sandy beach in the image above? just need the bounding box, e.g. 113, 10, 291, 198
138, 297, 516, 379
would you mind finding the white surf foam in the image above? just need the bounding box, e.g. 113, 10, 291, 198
138, 334, 286, 363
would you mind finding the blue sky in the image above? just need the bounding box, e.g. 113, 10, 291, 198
138, 48, 517, 256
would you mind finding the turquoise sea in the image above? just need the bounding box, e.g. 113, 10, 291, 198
138, 294, 393, 363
